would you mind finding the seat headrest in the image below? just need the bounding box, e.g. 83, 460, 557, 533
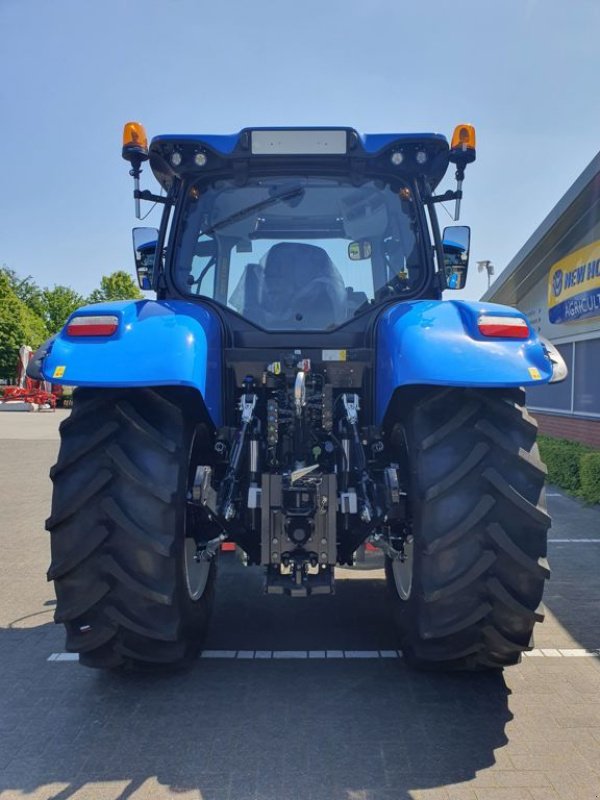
263, 242, 333, 286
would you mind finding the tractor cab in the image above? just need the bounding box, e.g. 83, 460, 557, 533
127, 126, 476, 329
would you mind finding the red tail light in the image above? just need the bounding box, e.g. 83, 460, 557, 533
478, 315, 529, 339
67, 315, 119, 337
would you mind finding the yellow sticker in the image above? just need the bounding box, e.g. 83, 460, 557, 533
322, 349, 347, 362
53, 366, 66, 379
528, 367, 541, 380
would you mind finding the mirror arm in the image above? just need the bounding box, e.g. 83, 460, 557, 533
453, 165, 466, 220
423, 192, 448, 292
125, 153, 148, 220
155, 271, 168, 297
426, 189, 463, 205
134, 189, 170, 205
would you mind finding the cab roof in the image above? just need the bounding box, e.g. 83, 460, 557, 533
148, 127, 450, 193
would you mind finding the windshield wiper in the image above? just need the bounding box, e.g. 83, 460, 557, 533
200, 186, 305, 236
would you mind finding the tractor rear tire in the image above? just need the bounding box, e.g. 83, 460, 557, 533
47, 387, 216, 670
385, 387, 550, 670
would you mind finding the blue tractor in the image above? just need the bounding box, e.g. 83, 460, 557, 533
32, 123, 564, 671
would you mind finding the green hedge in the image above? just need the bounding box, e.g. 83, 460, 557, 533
580, 453, 600, 505
538, 435, 600, 503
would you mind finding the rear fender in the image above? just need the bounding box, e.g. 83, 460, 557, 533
375, 299, 553, 424
40, 299, 223, 426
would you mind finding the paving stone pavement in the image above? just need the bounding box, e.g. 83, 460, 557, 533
0, 412, 599, 800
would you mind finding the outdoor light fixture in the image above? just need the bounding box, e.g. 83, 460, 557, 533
122, 121, 150, 220
450, 123, 476, 154
122, 122, 149, 161
448, 122, 477, 220
477, 315, 529, 339
67, 315, 120, 337
477, 259, 495, 289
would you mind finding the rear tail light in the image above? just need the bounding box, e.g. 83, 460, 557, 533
478, 315, 529, 339
220, 542, 236, 552
67, 315, 119, 337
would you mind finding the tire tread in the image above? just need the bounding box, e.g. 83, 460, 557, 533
387, 387, 550, 670
47, 388, 215, 671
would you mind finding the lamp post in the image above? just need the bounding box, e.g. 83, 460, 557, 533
477, 260, 495, 290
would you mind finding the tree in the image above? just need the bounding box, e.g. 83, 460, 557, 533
42, 285, 85, 333
0, 264, 144, 381
0, 271, 48, 381
1, 267, 46, 319
88, 271, 143, 304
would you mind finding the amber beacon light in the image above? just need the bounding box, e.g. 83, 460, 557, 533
451, 124, 476, 156
122, 121, 149, 162
122, 121, 150, 219
448, 123, 477, 220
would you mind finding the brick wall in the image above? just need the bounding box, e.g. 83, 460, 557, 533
531, 411, 600, 449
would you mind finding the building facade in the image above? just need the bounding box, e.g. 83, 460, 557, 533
483, 152, 600, 448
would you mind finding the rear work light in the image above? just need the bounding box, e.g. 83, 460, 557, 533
478, 315, 530, 339
67, 315, 119, 337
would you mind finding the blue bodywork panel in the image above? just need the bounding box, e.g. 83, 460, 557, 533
42, 297, 552, 431
41, 300, 223, 426
375, 300, 553, 424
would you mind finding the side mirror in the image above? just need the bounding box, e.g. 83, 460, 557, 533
132, 227, 159, 290
442, 225, 471, 290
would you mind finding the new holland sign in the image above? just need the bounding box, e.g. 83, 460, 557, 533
548, 240, 600, 324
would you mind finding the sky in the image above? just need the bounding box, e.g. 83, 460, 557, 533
1, 0, 599, 302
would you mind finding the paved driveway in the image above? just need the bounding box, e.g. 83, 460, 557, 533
0, 411, 599, 800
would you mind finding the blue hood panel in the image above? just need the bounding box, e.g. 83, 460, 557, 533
375, 300, 553, 424
42, 300, 223, 426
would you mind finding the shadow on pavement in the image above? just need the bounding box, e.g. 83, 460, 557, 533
0, 562, 512, 800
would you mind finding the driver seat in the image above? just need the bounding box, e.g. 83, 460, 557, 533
260, 242, 347, 327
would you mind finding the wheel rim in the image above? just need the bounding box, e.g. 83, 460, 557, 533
183, 426, 212, 602
392, 538, 414, 601
184, 537, 211, 601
